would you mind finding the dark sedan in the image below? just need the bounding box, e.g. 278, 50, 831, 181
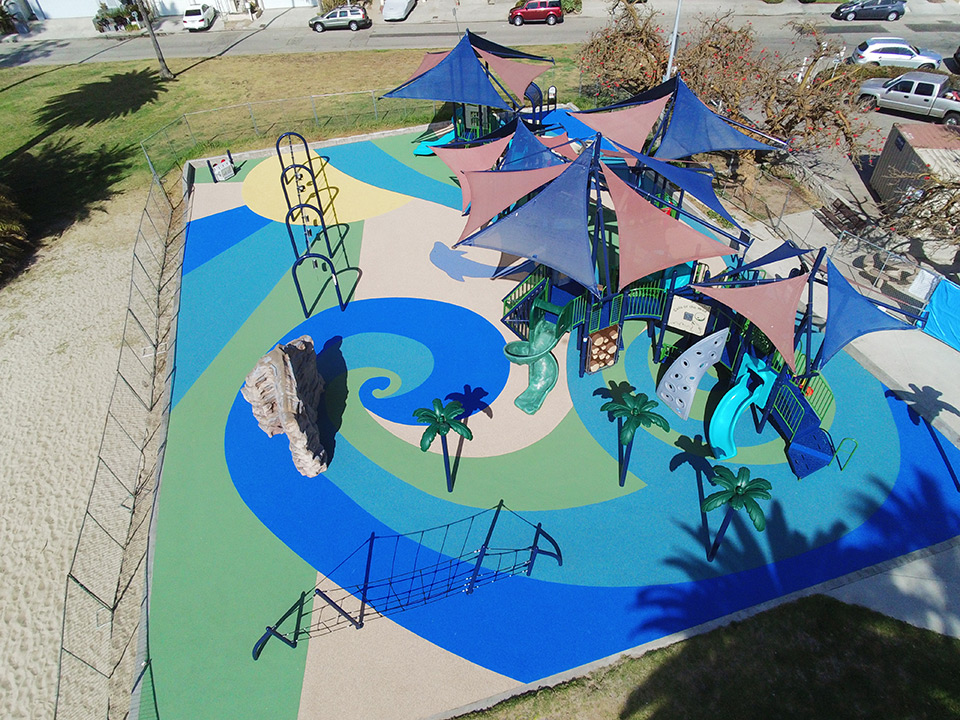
832, 0, 906, 21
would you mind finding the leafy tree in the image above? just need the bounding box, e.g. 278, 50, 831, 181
601, 389, 669, 487
413, 398, 473, 492
701, 465, 772, 562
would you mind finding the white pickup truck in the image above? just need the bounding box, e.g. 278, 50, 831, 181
858, 71, 960, 126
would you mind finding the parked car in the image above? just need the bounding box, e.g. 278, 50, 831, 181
848, 37, 941, 70
508, 0, 563, 26
382, 0, 416, 21
182, 4, 216, 31
832, 0, 906, 22
308, 5, 372, 32
858, 71, 960, 125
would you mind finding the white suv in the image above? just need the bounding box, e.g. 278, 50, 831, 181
848, 37, 942, 70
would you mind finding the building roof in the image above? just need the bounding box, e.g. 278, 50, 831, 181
896, 123, 960, 182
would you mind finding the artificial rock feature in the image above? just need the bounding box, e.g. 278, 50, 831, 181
241, 335, 328, 477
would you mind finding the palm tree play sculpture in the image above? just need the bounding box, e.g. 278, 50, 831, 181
413, 398, 474, 492
701, 465, 773, 562
600, 390, 670, 487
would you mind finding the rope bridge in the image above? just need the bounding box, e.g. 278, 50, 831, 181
253, 500, 562, 660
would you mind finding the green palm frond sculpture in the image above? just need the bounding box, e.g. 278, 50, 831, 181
600, 390, 670, 487
413, 398, 473, 493
701, 465, 772, 562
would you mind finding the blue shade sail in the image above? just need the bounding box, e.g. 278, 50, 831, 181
460, 149, 600, 297
614, 143, 741, 229
821, 259, 913, 367
654, 76, 774, 160
382, 34, 511, 110
499, 120, 566, 171
718, 242, 810, 279
576, 76, 678, 113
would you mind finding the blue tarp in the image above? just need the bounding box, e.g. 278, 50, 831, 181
614, 143, 741, 229
460, 148, 600, 297
821, 260, 913, 367
499, 121, 566, 171
654, 76, 775, 160
923, 277, 960, 352
382, 34, 511, 110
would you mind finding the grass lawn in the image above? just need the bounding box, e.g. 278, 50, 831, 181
457, 595, 960, 720
0, 44, 584, 278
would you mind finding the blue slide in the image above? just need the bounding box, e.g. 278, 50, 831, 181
709, 354, 778, 460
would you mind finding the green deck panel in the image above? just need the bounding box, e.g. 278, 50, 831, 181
150, 220, 365, 720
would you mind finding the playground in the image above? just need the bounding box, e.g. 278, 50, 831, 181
148, 38, 960, 720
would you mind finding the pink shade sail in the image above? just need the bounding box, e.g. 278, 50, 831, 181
401, 51, 450, 86
457, 164, 567, 242
694, 274, 810, 372
474, 47, 550, 102
604, 165, 735, 291
571, 96, 671, 154
433, 135, 514, 212
538, 132, 580, 161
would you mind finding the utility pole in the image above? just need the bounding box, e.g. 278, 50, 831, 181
664, 0, 683, 82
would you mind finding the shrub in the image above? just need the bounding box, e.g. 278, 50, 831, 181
562, 0, 581, 14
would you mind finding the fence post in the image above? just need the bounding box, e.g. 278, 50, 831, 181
466, 500, 503, 594
357, 532, 376, 627
310, 96, 320, 128
372, 90, 378, 121
248, 103, 261, 136
182, 114, 198, 147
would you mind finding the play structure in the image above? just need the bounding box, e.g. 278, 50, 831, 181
275, 131, 357, 317
252, 500, 561, 659
392, 61, 926, 479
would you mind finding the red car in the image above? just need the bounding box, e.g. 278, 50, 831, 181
509, 0, 563, 26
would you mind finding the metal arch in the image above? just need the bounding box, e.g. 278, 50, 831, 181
284, 202, 332, 261
291, 252, 347, 318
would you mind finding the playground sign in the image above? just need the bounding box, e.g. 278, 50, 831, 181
212, 157, 235, 183
667, 297, 710, 335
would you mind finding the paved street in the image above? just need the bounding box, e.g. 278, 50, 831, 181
2, 0, 960, 67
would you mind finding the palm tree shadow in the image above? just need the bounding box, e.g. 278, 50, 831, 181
446, 385, 491, 489
316, 336, 348, 466
669, 434, 715, 554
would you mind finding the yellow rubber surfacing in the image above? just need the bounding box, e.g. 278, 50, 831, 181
242, 151, 411, 225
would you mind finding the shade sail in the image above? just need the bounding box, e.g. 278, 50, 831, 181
695, 274, 809, 371
614, 143, 741, 229
499, 121, 566, 171
475, 47, 550, 103
460, 150, 599, 296
400, 51, 449, 86
655, 76, 774, 160
728, 242, 810, 278
457, 164, 567, 241
433, 135, 514, 212
604, 165, 735, 290
820, 260, 912, 367
466, 29, 552, 62
538, 132, 580, 161
577, 76, 678, 113
382, 34, 511, 110
570, 96, 670, 154
539, 109, 620, 151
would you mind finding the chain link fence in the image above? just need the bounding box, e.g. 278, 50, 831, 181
55, 89, 445, 720
54, 169, 185, 720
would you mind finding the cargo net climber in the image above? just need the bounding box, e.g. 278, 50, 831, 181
252, 501, 561, 660
276, 131, 356, 318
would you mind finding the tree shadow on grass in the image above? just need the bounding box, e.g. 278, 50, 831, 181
0, 136, 132, 284
1, 68, 167, 166
617, 594, 960, 720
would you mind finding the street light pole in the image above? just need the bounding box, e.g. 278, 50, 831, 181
664, 0, 683, 82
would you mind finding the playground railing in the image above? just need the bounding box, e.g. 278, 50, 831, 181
54, 163, 186, 720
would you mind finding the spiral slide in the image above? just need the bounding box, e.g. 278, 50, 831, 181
709, 354, 778, 460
